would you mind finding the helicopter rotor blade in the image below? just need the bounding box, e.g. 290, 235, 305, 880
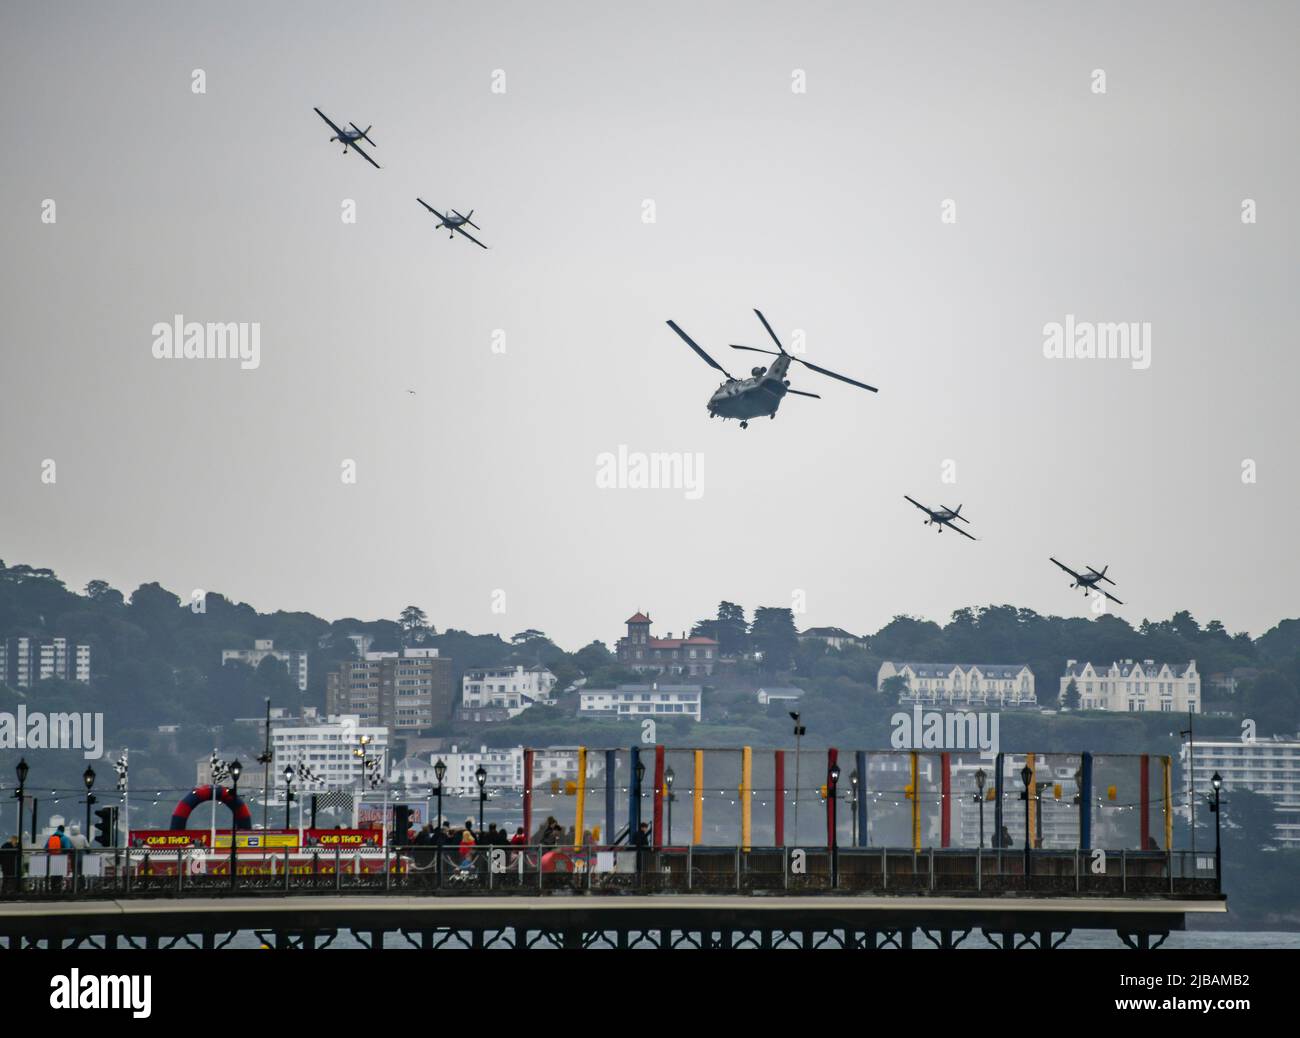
752, 309, 788, 354
728, 344, 781, 356
666, 320, 734, 380
785, 388, 821, 398
794, 357, 879, 393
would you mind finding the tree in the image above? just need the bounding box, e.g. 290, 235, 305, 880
1064, 678, 1081, 711
881, 674, 910, 700
750, 607, 798, 674
714, 602, 749, 657
84, 579, 124, 607
398, 606, 431, 644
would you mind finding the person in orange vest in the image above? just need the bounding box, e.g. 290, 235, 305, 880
45, 824, 70, 893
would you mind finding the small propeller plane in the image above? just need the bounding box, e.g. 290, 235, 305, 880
312, 108, 380, 169
903, 496, 976, 540
666, 309, 877, 428
1050, 557, 1124, 604
416, 199, 488, 249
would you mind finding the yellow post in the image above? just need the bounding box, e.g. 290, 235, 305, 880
1027, 752, 1037, 849
910, 752, 921, 852
692, 750, 704, 844
1162, 755, 1173, 851
740, 746, 753, 852
572, 746, 586, 849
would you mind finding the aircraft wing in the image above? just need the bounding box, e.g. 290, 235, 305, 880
1098, 588, 1125, 606
1049, 557, 1083, 581
451, 223, 489, 249
903, 495, 931, 515
416, 198, 448, 222
313, 107, 347, 137
348, 140, 381, 169
944, 518, 977, 541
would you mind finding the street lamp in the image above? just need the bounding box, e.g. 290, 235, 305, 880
790, 711, 806, 845
664, 766, 676, 845
849, 769, 859, 846
828, 761, 841, 888
475, 764, 487, 832
433, 758, 447, 828
228, 758, 243, 890
82, 764, 97, 842
974, 768, 987, 849
283, 765, 295, 830
14, 758, 29, 892
1210, 771, 1223, 893
1019, 763, 1032, 884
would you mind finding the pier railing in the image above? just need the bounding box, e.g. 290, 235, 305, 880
0, 844, 1220, 899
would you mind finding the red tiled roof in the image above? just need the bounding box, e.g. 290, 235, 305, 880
626, 612, 652, 624
648, 637, 718, 649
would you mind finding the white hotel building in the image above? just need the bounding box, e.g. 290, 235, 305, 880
222, 638, 309, 692
579, 683, 703, 721
1183, 737, 1300, 847
270, 713, 388, 792
877, 662, 1037, 708
0, 636, 91, 687
461, 665, 557, 717
388, 746, 597, 793
1061, 659, 1199, 713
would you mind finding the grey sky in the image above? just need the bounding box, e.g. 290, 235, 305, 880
1, 0, 1296, 649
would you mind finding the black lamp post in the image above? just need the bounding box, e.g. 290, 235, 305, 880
789, 711, 806, 845
1210, 771, 1223, 893
82, 764, 97, 835
828, 761, 841, 888
664, 766, 676, 844
974, 768, 987, 849
228, 758, 243, 890
433, 758, 446, 828
283, 766, 294, 830
475, 764, 487, 832
14, 758, 29, 892
1019, 763, 1032, 884
849, 769, 859, 846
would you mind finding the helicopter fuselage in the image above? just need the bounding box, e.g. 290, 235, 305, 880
707, 354, 792, 420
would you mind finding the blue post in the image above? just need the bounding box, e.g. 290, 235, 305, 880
994, 751, 1005, 843
855, 750, 869, 846
1080, 752, 1093, 850
605, 750, 616, 844
628, 747, 641, 836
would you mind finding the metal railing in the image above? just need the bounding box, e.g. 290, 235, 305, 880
0, 844, 1221, 899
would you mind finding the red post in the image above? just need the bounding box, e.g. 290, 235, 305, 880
941, 752, 952, 848
652, 745, 666, 846
774, 750, 785, 846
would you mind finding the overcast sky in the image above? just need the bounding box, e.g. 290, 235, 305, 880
1, 0, 1296, 649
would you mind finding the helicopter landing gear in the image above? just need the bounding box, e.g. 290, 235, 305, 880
740, 421, 748, 429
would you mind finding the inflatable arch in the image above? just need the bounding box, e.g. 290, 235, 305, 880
169, 784, 254, 831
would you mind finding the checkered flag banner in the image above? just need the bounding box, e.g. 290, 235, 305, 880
363, 755, 385, 790
114, 750, 129, 792
316, 789, 354, 813
295, 760, 323, 786
210, 750, 231, 785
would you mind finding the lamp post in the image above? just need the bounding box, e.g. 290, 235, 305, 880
1019, 763, 1032, 884
849, 769, 859, 846
82, 764, 97, 837
14, 758, 29, 893
789, 711, 806, 845
828, 761, 841, 888
664, 766, 676, 845
1210, 771, 1222, 893
283, 766, 294, 830
434, 758, 446, 828
475, 764, 487, 833
635, 758, 646, 828
228, 758, 243, 890
974, 768, 986, 849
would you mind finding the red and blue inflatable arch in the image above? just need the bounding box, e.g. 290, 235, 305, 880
170, 784, 253, 831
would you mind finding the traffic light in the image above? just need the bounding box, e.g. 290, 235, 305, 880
93, 806, 117, 847
391, 805, 413, 845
